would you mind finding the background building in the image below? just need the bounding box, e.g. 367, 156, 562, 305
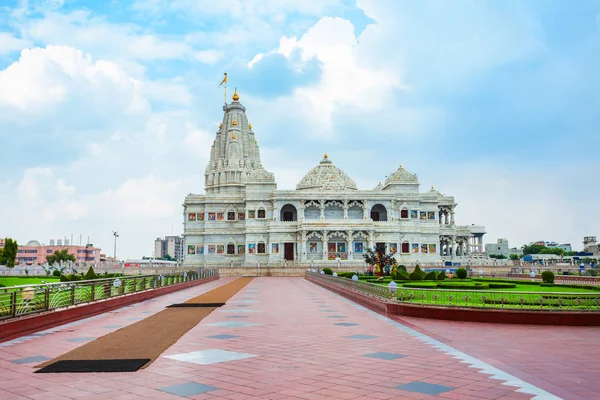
547, 242, 572, 252
584, 236, 599, 257
485, 238, 521, 257
154, 236, 184, 261
6, 239, 101, 265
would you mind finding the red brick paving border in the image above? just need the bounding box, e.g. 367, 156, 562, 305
0, 275, 219, 342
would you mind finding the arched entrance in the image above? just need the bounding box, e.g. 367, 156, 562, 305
370, 204, 388, 221
280, 204, 298, 221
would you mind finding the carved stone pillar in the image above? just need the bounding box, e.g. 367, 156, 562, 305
363, 201, 369, 219
322, 232, 328, 261
319, 200, 325, 220
450, 209, 455, 225
299, 232, 307, 263
343, 200, 349, 220
346, 230, 352, 259
299, 200, 305, 220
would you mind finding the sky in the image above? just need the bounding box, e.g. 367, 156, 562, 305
1, 0, 599, 259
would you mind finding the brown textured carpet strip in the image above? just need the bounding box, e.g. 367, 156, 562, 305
35, 278, 253, 372
166, 302, 226, 308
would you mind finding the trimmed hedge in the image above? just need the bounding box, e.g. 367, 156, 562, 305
402, 282, 438, 288
397, 270, 410, 280
437, 271, 446, 281
472, 278, 542, 286
322, 268, 333, 275
456, 268, 467, 279
409, 270, 423, 280
541, 270, 555, 284
438, 283, 489, 290
423, 271, 437, 281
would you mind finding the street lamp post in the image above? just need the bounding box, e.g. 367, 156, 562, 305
113, 231, 119, 262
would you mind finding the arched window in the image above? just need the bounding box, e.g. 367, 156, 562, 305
280, 204, 298, 221
370, 204, 388, 221
227, 243, 235, 255
257, 242, 266, 254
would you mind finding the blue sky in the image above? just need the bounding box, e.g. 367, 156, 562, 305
0, 0, 599, 258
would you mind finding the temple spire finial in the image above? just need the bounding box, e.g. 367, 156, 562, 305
232, 87, 239, 102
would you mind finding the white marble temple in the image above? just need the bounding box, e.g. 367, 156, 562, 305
183, 91, 486, 267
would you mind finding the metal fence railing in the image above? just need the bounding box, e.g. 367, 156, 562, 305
306, 272, 600, 311
0, 269, 219, 322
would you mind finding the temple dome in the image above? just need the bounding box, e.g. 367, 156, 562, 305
296, 155, 358, 191
247, 165, 275, 183
384, 164, 418, 186
26, 240, 41, 247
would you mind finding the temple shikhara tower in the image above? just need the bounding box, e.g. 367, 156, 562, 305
183, 90, 486, 266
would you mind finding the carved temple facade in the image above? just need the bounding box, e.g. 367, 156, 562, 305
183, 91, 486, 266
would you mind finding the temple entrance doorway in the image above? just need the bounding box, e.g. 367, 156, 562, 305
284, 243, 294, 261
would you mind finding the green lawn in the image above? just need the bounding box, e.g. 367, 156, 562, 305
363, 279, 600, 309
501, 284, 594, 293
0, 277, 60, 287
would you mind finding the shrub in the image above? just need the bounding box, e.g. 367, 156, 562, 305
412, 265, 425, 278
423, 271, 437, 281
397, 270, 410, 280
541, 270, 555, 284
68, 274, 82, 281
397, 265, 407, 272
409, 270, 423, 280
59, 274, 69, 282
438, 283, 489, 290
437, 271, 446, 281
322, 268, 333, 275
456, 268, 467, 279
84, 266, 98, 280
52, 270, 61, 277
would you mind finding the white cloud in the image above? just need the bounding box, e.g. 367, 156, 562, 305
15, 11, 221, 69
249, 17, 405, 134
0, 32, 31, 55
0, 46, 149, 115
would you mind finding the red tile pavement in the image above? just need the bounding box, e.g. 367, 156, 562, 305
391, 314, 600, 400
0, 277, 559, 399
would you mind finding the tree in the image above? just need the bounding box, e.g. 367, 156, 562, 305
162, 254, 176, 261
539, 247, 563, 256
0, 238, 18, 267
489, 254, 507, 259
522, 244, 546, 255
509, 254, 520, 260
46, 249, 76, 264
363, 243, 397, 276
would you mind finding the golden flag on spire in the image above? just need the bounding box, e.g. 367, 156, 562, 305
219, 72, 228, 87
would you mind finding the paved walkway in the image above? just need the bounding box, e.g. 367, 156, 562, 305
392, 316, 600, 400
0, 277, 569, 399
